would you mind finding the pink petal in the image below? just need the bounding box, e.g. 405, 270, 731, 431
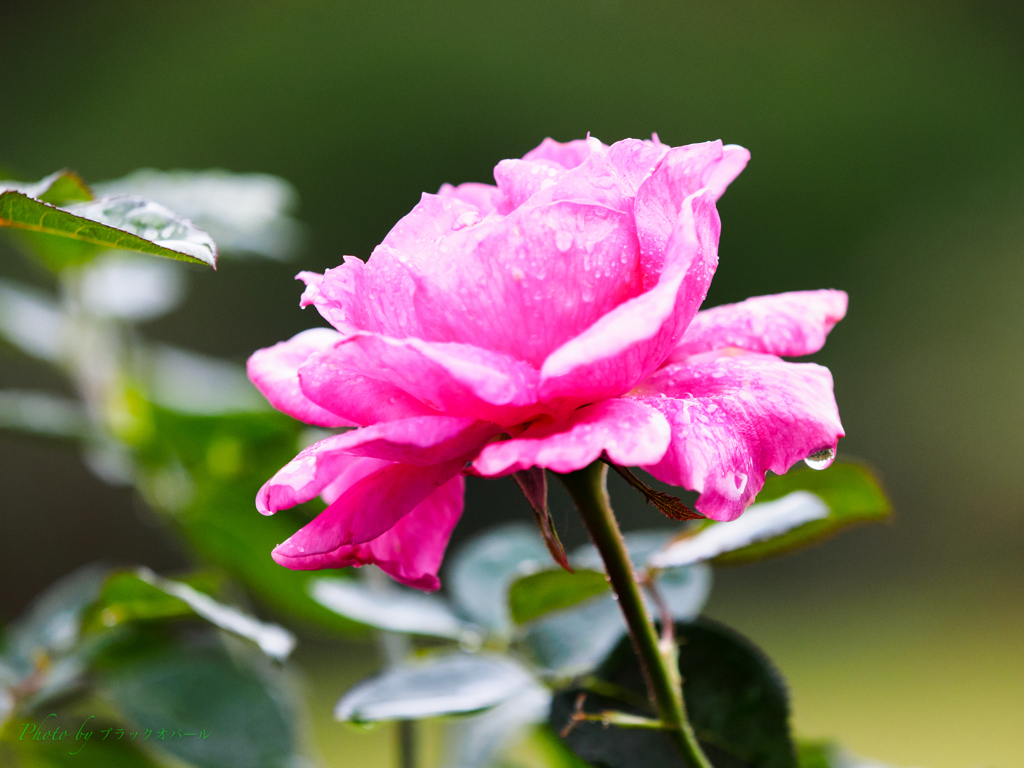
410, 199, 644, 367
632, 350, 844, 521
473, 399, 670, 476
271, 474, 464, 591
256, 416, 497, 514
522, 137, 597, 169
666, 290, 849, 362
538, 190, 720, 406
634, 141, 749, 285
246, 328, 356, 427
437, 181, 503, 216
300, 334, 542, 425
272, 459, 465, 558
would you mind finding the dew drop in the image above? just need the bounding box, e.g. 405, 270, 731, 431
804, 446, 836, 470
555, 229, 573, 252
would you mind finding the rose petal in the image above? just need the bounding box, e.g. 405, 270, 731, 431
633, 350, 844, 521
256, 416, 496, 514
667, 290, 849, 362
302, 334, 542, 425
538, 189, 720, 406
522, 137, 597, 169
273, 459, 465, 557
246, 328, 355, 427
473, 399, 670, 476
272, 474, 464, 591
437, 181, 504, 216
634, 141, 749, 285
410, 199, 644, 367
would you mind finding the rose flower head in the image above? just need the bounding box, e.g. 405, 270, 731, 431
248, 135, 845, 590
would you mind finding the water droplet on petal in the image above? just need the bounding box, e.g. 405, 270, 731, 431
804, 446, 836, 470
555, 229, 573, 252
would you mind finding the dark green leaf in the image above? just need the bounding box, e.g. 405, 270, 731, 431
712, 462, 891, 566
550, 619, 796, 768
0, 191, 216, 267
102, 644, 298, 768
508, 569, 610, 625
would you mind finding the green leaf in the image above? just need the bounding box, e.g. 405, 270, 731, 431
102, 644, 299, 768
711, 461, 891, 566
335, 654, 535, 723
508, 569, 610, 625
36, 170, 94, 206
84, 569, 296, 661
551, 618, 796, 768
0, 191, 217, 268
795, 740, 840, 768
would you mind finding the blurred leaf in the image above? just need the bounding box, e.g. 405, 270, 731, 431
311, 577, 476, 641
85, 569, 296, 661
335, 654, 535, 723
145, 346, 268, 416
95, 169, 303, 260
447, 523, 550, 631
2, 566, 109, 673
518, 725, 596, 768
443, 682, 552, 768
711, 462, 891, 566
135, 406, 363, 636
796, 740, 840, 768
0, 714, 164, 767
648, 492, 830, 570
0, 191, 217, 268
1, 170, 92, 206
0, 281, 68, 363
102, 644, 299, 768
508, 569, 609, 626
513, 468, 572, 572
0, 391, 88, 441
79, 252, 185, 321
526, 531, 711, 678
551, 619, 796, 768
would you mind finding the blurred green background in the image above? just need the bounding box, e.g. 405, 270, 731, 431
2, 1, 1022, 766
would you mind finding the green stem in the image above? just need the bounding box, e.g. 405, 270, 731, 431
398, 720, 416, 768
558, 462, 713, 768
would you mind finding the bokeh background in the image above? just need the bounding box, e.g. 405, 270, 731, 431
2, 1, 1023, 766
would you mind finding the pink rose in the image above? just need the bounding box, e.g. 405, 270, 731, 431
248, 135, 845, 590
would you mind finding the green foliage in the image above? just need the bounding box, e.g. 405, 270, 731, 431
102, 644, 297, 768
551, 619, 796, 768
711, 462, 891, 566
508, 569, 610, 626
0, 714, 164, 767
133, 406, 365, 636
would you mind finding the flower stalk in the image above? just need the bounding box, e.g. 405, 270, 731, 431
559, 461, 713, 768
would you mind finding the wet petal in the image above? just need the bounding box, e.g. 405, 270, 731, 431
667, 289, 849, 362
273, 474, 465, 591
246, 328, 355, 427
301, 334, 541, 425
256, 416, 496, 514
633, 350, 844, 521
473, 399, 670, 476
538, 189, 720, 406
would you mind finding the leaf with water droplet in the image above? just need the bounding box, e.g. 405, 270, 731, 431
0, 190, 217, 268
